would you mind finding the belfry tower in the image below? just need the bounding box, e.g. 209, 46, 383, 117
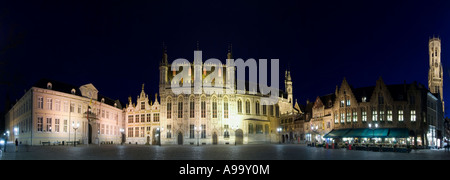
428, 37, 444, 110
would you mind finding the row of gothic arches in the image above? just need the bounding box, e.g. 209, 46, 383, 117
168, 129, 244, 145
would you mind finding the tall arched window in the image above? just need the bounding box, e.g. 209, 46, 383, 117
167, 97, 172, 119
246, 100, 251, 115
190, 96, 195, 118
212, 97, 218, 119
223, 97, 229, 119
178, 97, 183, 119
255, 101, 260, 115
237, 99, 243, 114
201, 96, 206, 118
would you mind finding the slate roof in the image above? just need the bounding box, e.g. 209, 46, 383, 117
33, 78, 122, 108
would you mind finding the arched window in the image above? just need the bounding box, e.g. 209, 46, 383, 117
255, 101, 260, 115
167, 97, 172, 119
246, 100, 251, 115
178, 97, 183, 119
201, 96, 206, 118
190, 96, 195, 118
237, 99, 243, 114
223, 97, 229, 119
212, 97, 218, 119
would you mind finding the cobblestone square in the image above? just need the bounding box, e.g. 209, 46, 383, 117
1, 143, 450, 160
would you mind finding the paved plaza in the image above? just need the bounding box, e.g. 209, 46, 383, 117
1, 143, 450, 160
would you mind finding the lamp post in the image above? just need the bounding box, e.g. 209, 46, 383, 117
72, 121, 79, 147
277, 128, 282, 144
368, 123, 378, 143
4, 131, 10, 152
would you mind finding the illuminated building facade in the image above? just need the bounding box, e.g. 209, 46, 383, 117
4, 79, 125, 146
156, 47, 297, 145
124, 85, 161, 145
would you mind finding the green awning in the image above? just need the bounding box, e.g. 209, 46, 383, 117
343, 129, 370, 138
323, 129, 351, 138
388, 128, 409, 138
373, 128, 389, 138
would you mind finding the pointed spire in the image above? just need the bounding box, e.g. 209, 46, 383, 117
160, 42, 168, 66
155, 93, 159, 104
196, 41, 200, 50
142, 83, 145, 91
227, 43, 233, 59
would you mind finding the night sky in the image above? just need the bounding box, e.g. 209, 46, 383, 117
1, 0, 450, 117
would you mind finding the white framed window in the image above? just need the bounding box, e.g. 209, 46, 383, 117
387, 110, 393, 121
37, 117, 43, 132
147, 114, 151, 122
46, 118, 52, 132
398, 110, 404, 122
153, 113, 160, 122
55, 119, 60, 133
64, 119, 68, 133
380, 110, 384, 121
63, 101, 68, 112
362, 108, 367, 122
55, 99, 60, 111
340, 113, 345, 123
77, 104, 81, 114
47, 98, 52, 110
372, 108, 377, 121
352, 110, 357, 122
128, 115, 133, 123
411, 110, 416, 122
38, 97, 44, 109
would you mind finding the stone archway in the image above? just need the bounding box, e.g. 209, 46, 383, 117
177, 132, 183, 145
212, 132, 218, 145
235, 129, 243, 145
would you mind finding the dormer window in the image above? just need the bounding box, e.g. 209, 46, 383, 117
71, 89, 76, 94
114, 103, 117, 107
101, 98, 105, 103
47, 82, 52, 90
362, 97, 367, 102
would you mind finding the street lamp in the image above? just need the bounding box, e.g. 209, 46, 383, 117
3, 131, 9, 152
72, 121, 80, 147
277, 128, 282, 144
